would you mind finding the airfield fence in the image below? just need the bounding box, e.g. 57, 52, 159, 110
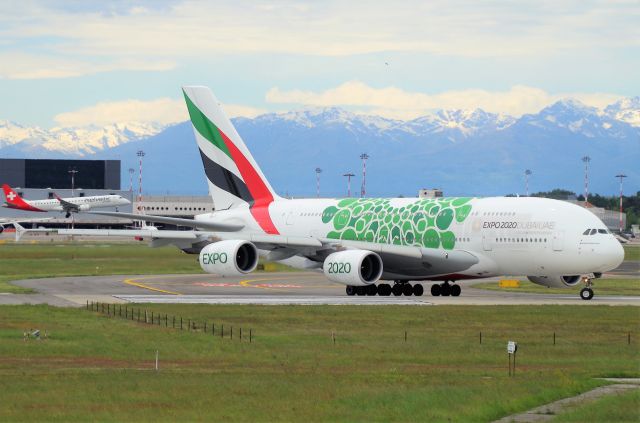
84, 300, 635, 349
86, 301, 253, 343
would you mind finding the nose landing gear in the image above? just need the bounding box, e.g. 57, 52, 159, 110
580, 276, 594, 300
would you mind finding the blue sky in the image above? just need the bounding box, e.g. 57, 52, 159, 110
0, 0, 638, 127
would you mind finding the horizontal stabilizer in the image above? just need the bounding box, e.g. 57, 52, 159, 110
88, 211, 243, 232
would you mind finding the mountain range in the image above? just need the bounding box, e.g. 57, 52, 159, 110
0, 97, 638, 197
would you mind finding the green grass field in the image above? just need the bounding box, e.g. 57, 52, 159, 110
624, 244, 640, 261
475, 278, 640, 296
0, 304, 638, 421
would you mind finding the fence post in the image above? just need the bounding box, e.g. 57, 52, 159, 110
137, 309, 140, 322
250, 329, 252, 343
404, 331, 407, 342
231, 327, 233, 339
204, 322, 207, 332
221, 324, 224, 338
180, 317, 183, 330
480, 331, 482, 344
553, 332, 556, 345
212, 323, 215, 336
86, 300, 89, 310
188, 319, 191, 332
240, 327, 242, 340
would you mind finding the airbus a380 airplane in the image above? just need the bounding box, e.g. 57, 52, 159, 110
2, 184, 130, 218
88, 86, 624, 300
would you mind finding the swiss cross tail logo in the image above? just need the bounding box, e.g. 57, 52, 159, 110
7, 192, 16, 201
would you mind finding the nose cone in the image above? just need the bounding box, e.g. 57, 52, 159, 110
604, 239, 625, 271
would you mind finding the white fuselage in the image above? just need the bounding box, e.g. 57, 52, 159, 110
12, 195, 130, 212
196, 196, 624, 280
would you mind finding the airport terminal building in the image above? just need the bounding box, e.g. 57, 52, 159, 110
0, 158, 213, 228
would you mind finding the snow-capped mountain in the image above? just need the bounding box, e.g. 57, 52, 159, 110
0, 120, 165, 158
0, 97, 638, 196
604, 97, 640, 127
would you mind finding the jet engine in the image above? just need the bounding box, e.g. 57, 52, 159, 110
323, 250, 383, 286
199, 240, 258, 276
527, 275, 581, 288
78, 205, 90, 211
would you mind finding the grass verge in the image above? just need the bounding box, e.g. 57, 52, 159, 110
0, 304, 638, 421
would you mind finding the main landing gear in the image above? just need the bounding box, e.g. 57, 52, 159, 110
345, 281, 424, 297
430, 281, 461, 297
580, 276, 594, 300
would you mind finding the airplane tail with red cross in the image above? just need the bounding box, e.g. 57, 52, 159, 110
2, 184, 45, 212
182, 86, 283, 234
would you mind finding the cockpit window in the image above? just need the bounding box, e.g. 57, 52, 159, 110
598, 229, 607, 234
590, 229, 597, 235
583, 229, 591, 235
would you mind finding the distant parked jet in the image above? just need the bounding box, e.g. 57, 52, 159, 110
2, 184, 130, 218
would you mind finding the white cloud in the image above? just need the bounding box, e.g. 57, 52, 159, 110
52, 97, 265, 127
222, 104, 267, 119
0, 1, 637, 79
53, 98, 187, 127
0, 52, 175, 79
266, 81, 625, 118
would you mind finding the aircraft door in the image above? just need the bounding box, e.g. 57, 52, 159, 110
482, 233, 493, 251
552, 231, 564, 251
286, 209, 296, 225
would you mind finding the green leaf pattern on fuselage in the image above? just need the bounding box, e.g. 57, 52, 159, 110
323, 197, 473, 250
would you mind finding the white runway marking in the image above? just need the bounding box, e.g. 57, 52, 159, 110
114, 295, 433, 306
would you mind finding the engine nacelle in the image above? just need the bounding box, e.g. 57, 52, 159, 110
527, 275, 581, 288
199, 240, 258, 276
78, 204, 90, 211
323, 250, 383, 286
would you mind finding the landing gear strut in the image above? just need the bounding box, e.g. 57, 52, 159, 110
580, 277, 594, 300
431, 281, 461, 297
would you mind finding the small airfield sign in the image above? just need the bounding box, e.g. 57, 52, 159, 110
507, 341, 517, 354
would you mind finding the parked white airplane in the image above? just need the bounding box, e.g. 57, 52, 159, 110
2, 184, 130, 218
85, 86, 623, 300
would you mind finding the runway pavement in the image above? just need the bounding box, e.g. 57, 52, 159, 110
5, 271, 639, 307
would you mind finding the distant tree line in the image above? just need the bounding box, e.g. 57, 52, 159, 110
506, 189, 640, 229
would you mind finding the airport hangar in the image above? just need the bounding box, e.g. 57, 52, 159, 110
0, 158, 213, 228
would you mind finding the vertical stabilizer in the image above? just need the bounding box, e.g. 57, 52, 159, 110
182, 86, 281, 234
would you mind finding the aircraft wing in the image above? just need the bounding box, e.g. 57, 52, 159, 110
54, 193, 79, 213
88, 211, 244, 232
0, 217, 53, 224
58, 229, 202, 239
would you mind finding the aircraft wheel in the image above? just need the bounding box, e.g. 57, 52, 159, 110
440, 283, 451, 296
392, 284, 403, 296
412, 284, 424, 296
346, 286, 356, 296
356, 286, 366, 296
366, 284, 377, 296
451, 284, 461, 297
402, 284, 414, 296
430, 284, 441, 296
580, 288, 594, 300
378, 284, 391, 296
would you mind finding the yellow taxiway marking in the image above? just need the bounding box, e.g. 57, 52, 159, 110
123, 277, 182, 295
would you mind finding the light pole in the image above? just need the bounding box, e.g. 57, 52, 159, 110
137, 150, 145, 226
360, 153, 369, 198
615, 174, 627, 233
343, 173, 355, 197
68, 167, 78, 197
68, 167, 78, 229
582, 156, 590, 205
315, 168, 322, 198
128, 168, 135, 192
524, 169, 532, 196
